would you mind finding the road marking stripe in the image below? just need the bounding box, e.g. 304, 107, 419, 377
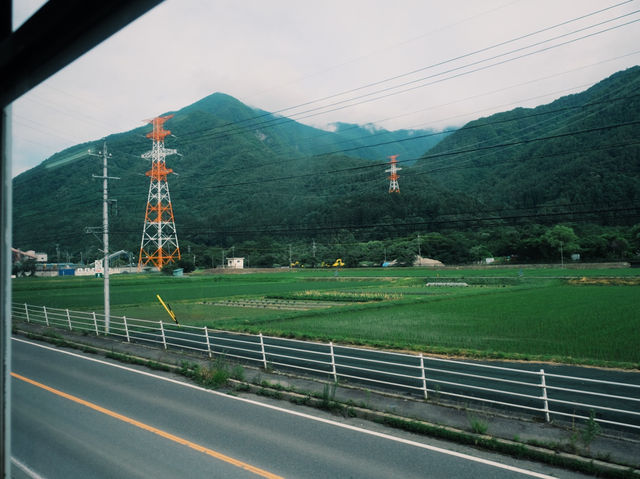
13, 337, 556, 478
11, 371, 282, 479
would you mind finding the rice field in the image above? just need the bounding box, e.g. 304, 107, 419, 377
12, 267, 640, 367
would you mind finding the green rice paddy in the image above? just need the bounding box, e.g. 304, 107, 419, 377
12, 266, 640, 368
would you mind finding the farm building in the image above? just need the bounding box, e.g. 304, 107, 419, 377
226, 257, 245, 269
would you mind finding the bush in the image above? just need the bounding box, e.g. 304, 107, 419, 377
160, 258, 195, 275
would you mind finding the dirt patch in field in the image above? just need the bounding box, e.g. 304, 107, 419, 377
567, 277, 640, 286
199, 298, 345, 311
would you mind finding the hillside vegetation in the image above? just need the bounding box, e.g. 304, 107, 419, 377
12, 67, 640, 266
424, 66, 640, 211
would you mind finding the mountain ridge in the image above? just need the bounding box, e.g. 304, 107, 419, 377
422, 66, 640, 210
12, 66, 640, 264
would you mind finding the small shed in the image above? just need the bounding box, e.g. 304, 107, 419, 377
226, 257, 245, 269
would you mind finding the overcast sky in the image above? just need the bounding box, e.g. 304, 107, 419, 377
10, 0, 640, 176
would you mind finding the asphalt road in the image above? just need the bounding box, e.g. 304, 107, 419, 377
10, 337, 591, 479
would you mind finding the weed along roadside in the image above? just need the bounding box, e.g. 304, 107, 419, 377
13, 323, 640, 478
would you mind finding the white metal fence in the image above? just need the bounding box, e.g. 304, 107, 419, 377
11, 302, 640, 432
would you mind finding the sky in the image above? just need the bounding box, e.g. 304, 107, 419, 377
10, 0, 640, 176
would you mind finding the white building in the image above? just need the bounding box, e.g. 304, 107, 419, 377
24, 250, 48, 262
226, 257, 244, 269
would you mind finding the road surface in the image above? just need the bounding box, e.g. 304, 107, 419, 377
11, 337, 589, 478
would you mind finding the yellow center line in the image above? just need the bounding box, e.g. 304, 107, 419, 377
11, 372, 283, 479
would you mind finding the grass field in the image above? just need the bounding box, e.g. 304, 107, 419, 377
12, 266, 640, 368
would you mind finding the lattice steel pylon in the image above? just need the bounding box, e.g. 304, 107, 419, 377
385, 154, 401, 193
138, 114, 181, 269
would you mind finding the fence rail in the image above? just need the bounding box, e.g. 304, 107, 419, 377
11, 302, 640, 432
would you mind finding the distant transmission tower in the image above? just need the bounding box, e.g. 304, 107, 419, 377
138, 114, 181, 269
386, 154, 401, 193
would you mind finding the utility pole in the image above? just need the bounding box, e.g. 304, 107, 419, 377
417, 234, 421, 257
289, 244, 292, 267
89, 141, 118, 333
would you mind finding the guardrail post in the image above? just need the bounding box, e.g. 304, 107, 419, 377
66, 309, 72, 331
92, 312, 99, 335
24, 303, 30, 323
123, 316, 130, 342
420, 353, 428, 400
204, 326, 212, 358
159, 321, 167, 349
43, 306, 49, 326
259, 333, 268, 369
329, 341, 338, 382
540, 368, 550, 423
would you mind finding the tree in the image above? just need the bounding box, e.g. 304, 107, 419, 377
469, 245, 492, 263
542, 225, 580, 262
22, 259, 37, 276
176, 258, 196, 273
601, 233, 630, 260
161, 258, 195, 274
630, 224, 640, 257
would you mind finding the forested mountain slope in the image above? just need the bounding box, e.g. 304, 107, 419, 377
12, 67, 640, 263
12, 92, 453, 254
421, 66, 640, 214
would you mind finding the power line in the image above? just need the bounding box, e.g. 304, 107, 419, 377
186, 119, 640, 190
15, 111, 640, 220
163, 10, 640, 148
17, 194, 640, 247
13, 119, 640, 233
167, 1, 637, 141
108, 85, 639, 181
104, 205, 640, 239
47, 5, 634, 164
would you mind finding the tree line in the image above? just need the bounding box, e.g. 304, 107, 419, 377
179, 223, 640, 269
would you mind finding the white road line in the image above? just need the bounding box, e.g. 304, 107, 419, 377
12, 336, 556, 479
11, 457, 47, 479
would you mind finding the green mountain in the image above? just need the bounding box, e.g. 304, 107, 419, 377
421, 66, 640, 215
12, 92, 459, 259
12, 67, 640, 265
175, 92, 446, 161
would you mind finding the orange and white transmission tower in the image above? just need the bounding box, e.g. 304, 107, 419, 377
386, 154, 401, 193
138, 114, 181, 269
